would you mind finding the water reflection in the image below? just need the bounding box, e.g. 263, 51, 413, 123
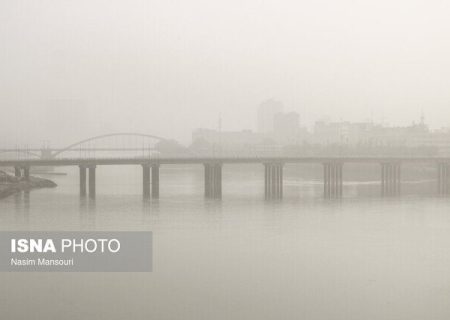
13, 191, 30, 226
142, 197, 160, 215
203, 199, 223, 214
79, 196, 96, 229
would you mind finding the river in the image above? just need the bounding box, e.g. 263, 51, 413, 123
0, 164, 449, 319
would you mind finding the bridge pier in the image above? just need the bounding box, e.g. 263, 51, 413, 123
152, 165, 160, 198
142, 164, 150, 198
88, 165, 96, 198
381, 162, 401, 197
142, 164, 159, 198
264, 163, 283, 200
23, 167, 30, 181
14, 166, 21, 178
437, 162, 450, 195
323, 162, 343, 198
204, 163, 222, 199
79, 165, 87, 196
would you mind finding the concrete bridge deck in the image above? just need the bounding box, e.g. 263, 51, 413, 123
1, 156, 450, 167
2, 156, 450, 200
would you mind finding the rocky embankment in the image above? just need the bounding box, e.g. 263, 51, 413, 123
0, 171, 57, 199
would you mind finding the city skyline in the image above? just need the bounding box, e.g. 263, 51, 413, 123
0, 96, 444, 147
2, 0, 450, 146
2, 98, 442, 146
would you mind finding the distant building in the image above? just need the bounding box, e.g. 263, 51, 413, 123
313, 121, 375, 145
366, 122, 429, 147
191, 128, 279, 155
424, 128, 450, 156
273, 112, 300, 144
257, 99, 283, 134
190, 114, 450, 156
192, 128, 264, 149
312, 118, 433, 149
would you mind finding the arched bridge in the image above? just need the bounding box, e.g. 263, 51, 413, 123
0, 133, 187, 160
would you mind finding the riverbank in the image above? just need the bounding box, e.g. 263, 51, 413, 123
0, 171, 57, 199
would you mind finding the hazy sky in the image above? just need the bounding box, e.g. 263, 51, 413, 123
1, 0, 450, 145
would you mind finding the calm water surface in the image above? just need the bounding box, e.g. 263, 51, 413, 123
1, 164, 450, 320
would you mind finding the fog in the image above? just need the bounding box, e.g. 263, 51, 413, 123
1, 0, 450, 146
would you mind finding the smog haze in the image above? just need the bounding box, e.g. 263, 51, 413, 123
1, 0, 450, 146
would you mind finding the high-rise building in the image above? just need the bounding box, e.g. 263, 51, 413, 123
273, 112, 300, 144
257, 99, 283, 134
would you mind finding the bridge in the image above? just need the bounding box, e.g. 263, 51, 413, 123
2, 133, 449, 199
0, 133, 172, 160
2, 156, 450, 199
